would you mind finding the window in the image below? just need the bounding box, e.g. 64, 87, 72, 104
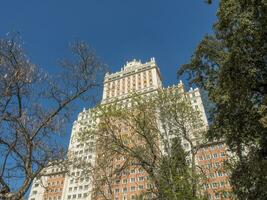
138, 176, 144, 181
217, 171, 223, 177
210, 173, 215, 178
138, 185, 144, 190
130, 178, 135, 182
220, 181, 225, 187
131, 186, 136, 191
115, 188, 120, 193
123, 187, 127, 193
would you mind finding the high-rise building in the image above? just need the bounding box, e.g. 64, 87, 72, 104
95, 58, 163, 200
95, 58, 211, 200
28, 58, 231, 200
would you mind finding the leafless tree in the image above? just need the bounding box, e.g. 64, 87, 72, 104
0, 33, 106, 199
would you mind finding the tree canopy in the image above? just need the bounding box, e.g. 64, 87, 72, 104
178, 1, 267, 199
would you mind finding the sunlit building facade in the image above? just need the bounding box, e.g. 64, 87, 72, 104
28, 58, 231, 200
28, 165, 66, 200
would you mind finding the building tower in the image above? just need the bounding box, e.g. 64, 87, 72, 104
102, 58, 162, 104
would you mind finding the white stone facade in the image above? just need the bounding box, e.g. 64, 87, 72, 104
61, 109, 97, 200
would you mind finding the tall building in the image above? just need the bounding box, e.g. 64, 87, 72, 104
95, 58, 211, 200
95, 58, 163, 200
28, 58, 231, 200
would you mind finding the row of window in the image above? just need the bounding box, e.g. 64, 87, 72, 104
46, 174, 65, 178
76, 140, 94, 149
73, 148, 94, 155
208, 171, 227, 179
68, 184, 89, 192
31, 196, 62, 200
32, 196, 61, 200
114, 184, 145, 193
69, 177, 90, 184
203, 180, 230, 190
208, 191, 231, 200
114, 176, 146, 184
198, 152, 226, 161
113, 193, 153, 200
47, 181, 64, 186
115, 167, 144, 173
199, 162, 222, 170
67, 193, 88, 199
115, 168, 146, 177
45, 188, 63, 193
199, 144, 225, 152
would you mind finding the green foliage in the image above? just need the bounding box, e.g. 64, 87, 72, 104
178, 1, 267, 199
82, 89, 207, 200
158, 138, 206, 200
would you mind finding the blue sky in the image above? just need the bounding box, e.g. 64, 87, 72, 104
0, 0, 218, 140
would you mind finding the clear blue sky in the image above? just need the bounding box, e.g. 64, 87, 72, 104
0, 0, 218, 140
